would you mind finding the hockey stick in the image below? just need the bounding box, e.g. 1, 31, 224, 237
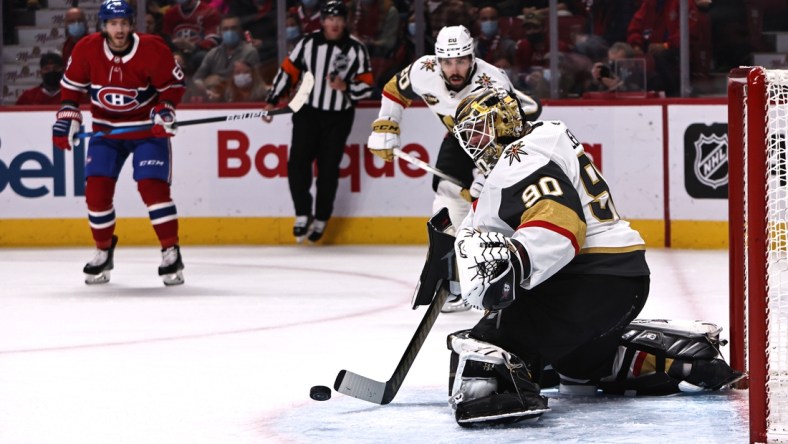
392, 148, 465, 188
77, 72, 315, 139
334, 286, 449, 405
334, 209, 454, 405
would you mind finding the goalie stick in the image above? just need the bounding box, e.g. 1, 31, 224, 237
334, 286, 449, 404
77, 72, 315, 139
392, 148, 465, 188
334, 209, 455, 405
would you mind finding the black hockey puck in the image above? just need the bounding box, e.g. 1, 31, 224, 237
310, 385, 331, 401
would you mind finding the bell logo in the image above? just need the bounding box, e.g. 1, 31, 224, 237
0, 137, 86, 198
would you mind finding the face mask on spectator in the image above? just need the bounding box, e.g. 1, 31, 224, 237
42, 71, 63, 88
233, 73, 253, 88
301, 0, 318, 8
67, 22, 86, 38
408, 22, 416, 37
222, 30, 240, 47
480, 20, 498, 38
286, 26, 300, 41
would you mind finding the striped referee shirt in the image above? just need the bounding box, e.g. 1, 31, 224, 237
266, 30, 374, 111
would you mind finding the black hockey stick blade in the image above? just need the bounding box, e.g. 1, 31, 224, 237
77, 72, 316, 139
333, 286, 449, 405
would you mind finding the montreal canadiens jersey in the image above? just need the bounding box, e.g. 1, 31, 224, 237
61, 33, 185, 138
381, 56, 525, 131
162, 2, 220, 49
458, 121, 649, 288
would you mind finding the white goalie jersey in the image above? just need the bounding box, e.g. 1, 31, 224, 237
377, 56, 539, 130
458, 121, 650, 289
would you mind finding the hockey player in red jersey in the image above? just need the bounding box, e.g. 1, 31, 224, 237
52, 0, 186, 286
442, 87, 742, 426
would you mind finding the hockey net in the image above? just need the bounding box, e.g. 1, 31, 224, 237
729, 67, 788, 443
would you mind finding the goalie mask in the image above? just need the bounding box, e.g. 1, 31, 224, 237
453, 87, 524, 176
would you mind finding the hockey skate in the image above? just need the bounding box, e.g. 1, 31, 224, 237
307, 219, 327, 243
158, 245, 185, 286
293, 215, 312, 244
441, 282, 471, 313
441, 294, 471, 313
83, 235, 119, 285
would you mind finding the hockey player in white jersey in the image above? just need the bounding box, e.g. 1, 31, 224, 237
441, 87, 742, 426
367, 25, 539, 313
367, 25, 540, 227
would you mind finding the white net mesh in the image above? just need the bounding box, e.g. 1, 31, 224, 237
764, 69, 788, 441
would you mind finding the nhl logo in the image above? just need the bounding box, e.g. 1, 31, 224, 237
693, 133, 728, 189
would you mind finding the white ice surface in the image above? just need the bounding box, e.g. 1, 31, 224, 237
0, 246, 747, 443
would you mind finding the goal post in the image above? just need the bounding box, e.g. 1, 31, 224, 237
728, 66, 788, 443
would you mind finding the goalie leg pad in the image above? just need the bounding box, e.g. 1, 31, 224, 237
447, 330, 549, 426
597, 319, 743, 395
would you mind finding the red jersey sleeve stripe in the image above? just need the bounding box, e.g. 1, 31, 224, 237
382, 89, 408, 107
518, 220, 581, 254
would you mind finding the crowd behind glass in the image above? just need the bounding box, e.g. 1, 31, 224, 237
3, 0, 788, 104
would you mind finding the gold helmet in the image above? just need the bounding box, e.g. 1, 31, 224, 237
452, 87, 524, 175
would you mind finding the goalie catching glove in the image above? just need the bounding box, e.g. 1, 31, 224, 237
150, 102, 177, 137
367, 118, 400, 161
454, 228, 530, 310
52, 104, 83, 151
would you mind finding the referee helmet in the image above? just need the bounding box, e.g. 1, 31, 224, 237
321, 0, 348, 19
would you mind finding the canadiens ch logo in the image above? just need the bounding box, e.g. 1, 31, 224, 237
475, 73, 494, 88
504, 141, 526, 165
693, 133, 728, 189
97, 87, 140, 112
420, 58, 437, 72
422, 93, 439, 105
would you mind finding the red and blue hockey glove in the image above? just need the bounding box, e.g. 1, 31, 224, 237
150, 102, 177, 137
52, 105, 82, 151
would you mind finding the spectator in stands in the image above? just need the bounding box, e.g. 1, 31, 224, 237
587, 41, 637, 92
490, 50, 527, 91
16, 53, 64, 105
292, 0, 323, 34
192, 15, 261, 95
514, 10, 547, 72
225, 60, 269, 102
474, 5, 516, 62
704, 0, 749, 72
348, 0, 400, 57
285, 12, 302, 52
145, 11, 171, 48
208, 0, 230, 15
203, 74, 227, 102
228, 0, 278, 83
626, 0, 699, 96
428, 0, 473, 38
62, 8, 88, 63
589, 0, 643, 46
163, 0, 221, 73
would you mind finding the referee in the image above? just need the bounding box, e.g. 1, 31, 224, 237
263, 0, 373, 244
